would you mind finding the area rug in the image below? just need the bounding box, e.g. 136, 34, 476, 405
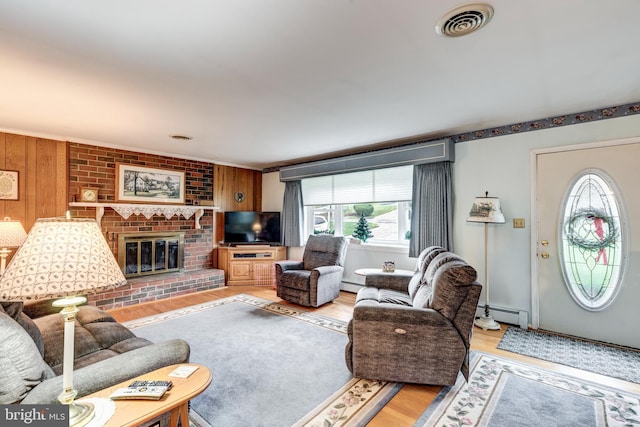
497, 326, 640, 384
123, 294, 401, 427
414, 351, 640, 427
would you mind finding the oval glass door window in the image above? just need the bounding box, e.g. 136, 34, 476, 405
559, 170, 626, 311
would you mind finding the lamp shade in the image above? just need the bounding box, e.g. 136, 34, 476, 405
0, 217, 27, 247
467, 195, 506, 224
0, 217, 126, 301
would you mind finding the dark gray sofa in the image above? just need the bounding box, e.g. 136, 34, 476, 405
0, 300, 190, 405
345, 246, 481, 385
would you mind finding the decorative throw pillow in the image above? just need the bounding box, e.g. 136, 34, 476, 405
0, 301, 23, 319
0, 302, 45, 357
0, 311, 55, 404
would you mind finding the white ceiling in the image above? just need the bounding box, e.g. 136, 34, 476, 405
1, 1, 639, 170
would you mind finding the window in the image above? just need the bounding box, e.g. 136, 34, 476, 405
301, 166, 413, 245
560, 170, 626, 311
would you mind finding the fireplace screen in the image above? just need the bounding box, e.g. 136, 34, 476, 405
118, 232, 185, 277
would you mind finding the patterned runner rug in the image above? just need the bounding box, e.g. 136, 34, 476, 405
414, 351, 640, 427
123, 294, 401, 427
497, 326, 640, 384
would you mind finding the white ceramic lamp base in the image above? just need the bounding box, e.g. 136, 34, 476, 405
474, 314, 501, 330
69, 401, 95, 427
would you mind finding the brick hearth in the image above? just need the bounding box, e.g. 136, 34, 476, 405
87, 268, 225, 310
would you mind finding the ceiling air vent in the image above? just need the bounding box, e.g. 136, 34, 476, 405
436, 3, 494, 37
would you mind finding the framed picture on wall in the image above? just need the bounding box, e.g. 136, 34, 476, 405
116, 163, 185, 204
0, 170, 19, 200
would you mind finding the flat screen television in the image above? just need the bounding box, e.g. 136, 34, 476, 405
223, 211, 282, 245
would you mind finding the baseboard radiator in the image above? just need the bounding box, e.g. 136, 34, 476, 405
477, 305, 529, 329
343, 283, 529, 329
341, 282, 362, 294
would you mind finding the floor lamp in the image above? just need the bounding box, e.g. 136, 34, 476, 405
0, 217, 27, 275
0, 217, 127, 427
467, 192, 505, 330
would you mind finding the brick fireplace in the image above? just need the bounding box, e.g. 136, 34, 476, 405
68, 142, 225, 310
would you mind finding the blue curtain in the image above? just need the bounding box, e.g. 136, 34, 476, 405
409, 162, 453, 257
282, 180, 304, 247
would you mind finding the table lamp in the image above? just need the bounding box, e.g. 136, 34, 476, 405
467, 192, 505, 330
0, 217, 126, 427
0, 217, 27, 274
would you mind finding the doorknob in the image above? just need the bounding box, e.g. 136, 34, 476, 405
541, 252, 550, 259
541, 240, 549, 246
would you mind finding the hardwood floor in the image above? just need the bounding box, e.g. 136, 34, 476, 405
108, 286, 640, 426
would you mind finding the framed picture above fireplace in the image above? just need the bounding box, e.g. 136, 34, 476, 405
116, 163, 186, 204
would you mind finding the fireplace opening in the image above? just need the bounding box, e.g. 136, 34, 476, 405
117, 232, 185, 277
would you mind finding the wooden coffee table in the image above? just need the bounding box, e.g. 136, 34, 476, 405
83, 363, 211, 427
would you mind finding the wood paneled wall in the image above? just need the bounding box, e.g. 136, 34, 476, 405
213, 164, 263, 259
0, 132, 67, 232
213, 164, 262, 212
0, 131, 265, 272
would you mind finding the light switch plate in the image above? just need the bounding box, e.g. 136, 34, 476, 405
513, 218, 525, 228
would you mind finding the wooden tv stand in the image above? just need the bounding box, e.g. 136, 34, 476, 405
217, 245, 286, 286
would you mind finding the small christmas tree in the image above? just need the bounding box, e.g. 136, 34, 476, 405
352, 213, 374, 242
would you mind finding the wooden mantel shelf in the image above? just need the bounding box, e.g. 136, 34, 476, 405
69, 202, 219, 229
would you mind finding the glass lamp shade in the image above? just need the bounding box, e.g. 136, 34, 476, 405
0, 217, 126, 301
0, 218, 27, 248
467, 196, 506, 224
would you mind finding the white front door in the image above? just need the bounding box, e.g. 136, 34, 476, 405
534, 139, 640, 348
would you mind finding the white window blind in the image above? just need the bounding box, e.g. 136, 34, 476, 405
301, 165, 413, 205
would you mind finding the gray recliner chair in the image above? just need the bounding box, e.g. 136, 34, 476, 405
275, 234, 348, 307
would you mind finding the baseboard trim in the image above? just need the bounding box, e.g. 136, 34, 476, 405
340, 282, 361, 293
477, 305, 529, 329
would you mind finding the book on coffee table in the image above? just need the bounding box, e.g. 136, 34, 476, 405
109, 385, 169, 400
